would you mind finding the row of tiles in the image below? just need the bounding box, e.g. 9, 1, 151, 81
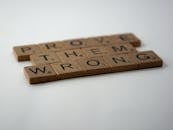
13, 33, 141, 61
30, 43, 136, 65
24, 51, 163, 84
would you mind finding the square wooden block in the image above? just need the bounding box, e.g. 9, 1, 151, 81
118, 33, 141, 47
105, 43, 137, 55
51, 60, 84, 79
56, 49, 87, 62
83, 46, 109, 58
30, 52, 61, 65
101, 35, 125, 45
133, 51, 163, 69
78, 57, 111, 76
24, 64, 58, 84
84, 37, 104, 47
62, 38, 88, 50
39, 41, 65, 52
13, 44, 42, 61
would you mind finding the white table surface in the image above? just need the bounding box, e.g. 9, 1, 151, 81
0, 0, 172, 130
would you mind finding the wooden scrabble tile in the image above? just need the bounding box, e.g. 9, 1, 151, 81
39, 41, 65, 52
13, 44, 42, 61
100, 35, 125, 45
56, 49, 86, 62
83, 46, 109, 58
51, 61, 84, 79
62, 38, 87, 50
105, 43, 137, 55
30, 52, 61, 65
133, 51, 163, 69
78, 57, 111, 76
24, 64, 58, 84
84, 38, 105, 47
118, 33, 141, 47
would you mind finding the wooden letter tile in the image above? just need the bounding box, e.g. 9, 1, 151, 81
118, 33, 141, 47
105, 43, 137, 55
13, 44, 42, 61
134, 51, 163, 69
62, 39, 87, 50
39, 41, 65, 52
78, 57, 111, 76
83, 46, 109, 58
24, 64, 58, 84
51, 60, 84, 79
56, 49, 87, 62
30, 52, 61, 65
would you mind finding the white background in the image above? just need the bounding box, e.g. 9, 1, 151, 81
0, 0, 172, 130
